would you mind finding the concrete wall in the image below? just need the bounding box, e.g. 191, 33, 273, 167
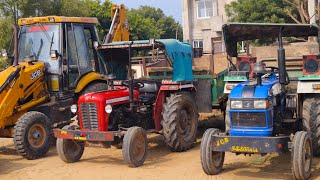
193, 54, 230, 74
250, 42, 319, 60
182, 0, 234, 53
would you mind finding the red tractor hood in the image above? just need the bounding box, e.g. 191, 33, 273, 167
79, 88, 139, 105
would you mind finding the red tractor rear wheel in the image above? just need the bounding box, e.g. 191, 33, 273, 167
162, 92, 198, 152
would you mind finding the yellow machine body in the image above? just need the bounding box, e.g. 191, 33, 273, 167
0, 62, 48, 136
107, 4, 130, 42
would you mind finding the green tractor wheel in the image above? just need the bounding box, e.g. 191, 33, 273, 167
302, 97, 320, 156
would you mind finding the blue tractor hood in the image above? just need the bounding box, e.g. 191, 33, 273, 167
229, 77, 278, 99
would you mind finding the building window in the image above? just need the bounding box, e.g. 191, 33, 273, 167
193, 40, 203, 48
197, 0, 214, 18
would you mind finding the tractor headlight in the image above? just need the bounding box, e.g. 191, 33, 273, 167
105, 104, 113, 114
70, 104, 77, 113
254, 100, 269, 109
231, 100, 243, 109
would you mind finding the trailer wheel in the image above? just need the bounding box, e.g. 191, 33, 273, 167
162, 92, 198, 152
302, 97, 320, 156
122, 127, 148, 167
13, 111, 52, 160
292, 131, 312, 180
56, 125, 85, 163
200, 128, 225, 175
225, 100, 230, 133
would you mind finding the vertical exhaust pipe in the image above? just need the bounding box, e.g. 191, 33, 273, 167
277, 27, 287, 117
128, 41, 134, 110
278, 28, 286, 87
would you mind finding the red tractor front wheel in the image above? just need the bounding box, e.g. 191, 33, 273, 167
122, 127, 148, 167
56, 125, 85, 163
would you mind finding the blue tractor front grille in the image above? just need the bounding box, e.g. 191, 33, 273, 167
231, 112, 266, 127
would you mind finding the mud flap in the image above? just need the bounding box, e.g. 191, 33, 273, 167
195, 78, 212, 113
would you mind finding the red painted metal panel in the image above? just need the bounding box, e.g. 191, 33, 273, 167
153, 90, 166, 131
78, 88, 139, 131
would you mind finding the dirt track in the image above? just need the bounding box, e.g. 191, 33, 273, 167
1, 114, 320, 180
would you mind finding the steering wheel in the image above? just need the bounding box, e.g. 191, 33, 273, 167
121, 80, 145, 89
265, 66, 290, 85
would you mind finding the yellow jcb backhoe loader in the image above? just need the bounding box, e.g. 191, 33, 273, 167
0, 4, 129, 160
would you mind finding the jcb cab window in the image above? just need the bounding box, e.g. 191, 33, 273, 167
67, 24, 93, 87
18, 24, 60, 73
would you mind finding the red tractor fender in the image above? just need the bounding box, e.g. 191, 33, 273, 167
153, 83, 196, 131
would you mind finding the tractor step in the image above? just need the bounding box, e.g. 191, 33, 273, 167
282, 119, 297, 123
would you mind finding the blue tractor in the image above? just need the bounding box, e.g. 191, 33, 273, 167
201, 23, 319, 179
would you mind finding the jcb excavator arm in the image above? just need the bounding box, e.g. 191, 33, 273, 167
103, 4, 129, 43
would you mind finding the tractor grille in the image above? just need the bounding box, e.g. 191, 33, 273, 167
80, 102, 99, 130
231, 112, 266, 127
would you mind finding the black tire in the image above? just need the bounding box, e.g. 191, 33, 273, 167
56, 125, 85, 163
292, 131, 313, 180
200, 128, 225, 175
122, 127, 148, 167
162, 92, 199, 152
13, 111, 52, 160
225, 100, 230, 133
80, 82, 108, 95
302, 97, 320, 156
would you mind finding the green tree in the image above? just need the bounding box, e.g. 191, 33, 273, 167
128, 6, 183, 41
87, 0, 112, 39
283, 0, 309, 24
0, 0, 20, 23
0, 18, 13, 51
225, 0, 294, 23
19, 0, 56, 17
127, 11, 162, 40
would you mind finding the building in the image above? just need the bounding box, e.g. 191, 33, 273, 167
182, 0, 234, 55
182, 0, 234, 73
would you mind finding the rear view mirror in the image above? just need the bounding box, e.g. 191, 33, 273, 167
1, 49, 7, 58
50, 50, 59, 60
93, 41, 99, 49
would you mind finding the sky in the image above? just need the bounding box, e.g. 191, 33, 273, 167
111, 0, 182, 24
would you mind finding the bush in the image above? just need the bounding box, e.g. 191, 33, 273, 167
0, 57, 9, 71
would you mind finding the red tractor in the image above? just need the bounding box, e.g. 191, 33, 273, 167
54, 39, 199, 167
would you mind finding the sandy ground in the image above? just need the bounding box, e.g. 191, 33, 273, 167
0, 113, 320, 180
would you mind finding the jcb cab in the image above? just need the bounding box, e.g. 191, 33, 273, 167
0, 16, 110, 159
